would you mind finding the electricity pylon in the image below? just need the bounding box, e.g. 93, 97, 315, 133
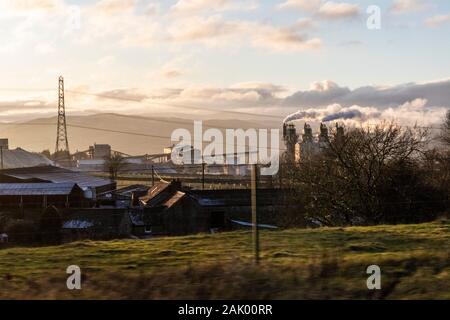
55, 76, 70, 159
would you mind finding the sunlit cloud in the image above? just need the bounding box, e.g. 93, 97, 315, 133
390, 0, 426, 14
316, 1, 360, 19
425, 13, 450, 27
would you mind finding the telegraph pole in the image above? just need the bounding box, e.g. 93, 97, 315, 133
0, 146, 3, 170
202, 162, 206, 190
279, 162, 282, 189
151, 165, 155, 186
251, 163, 260, 264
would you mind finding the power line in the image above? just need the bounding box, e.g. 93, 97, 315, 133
0, 122, 287, 152
0, 88, 53, 92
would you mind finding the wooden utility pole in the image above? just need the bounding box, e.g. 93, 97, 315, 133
251, 163, 260, 264
202, 162, 206, 190
278, 162, 282, 189
0, 146, 3, 170
151, 165, 155, 186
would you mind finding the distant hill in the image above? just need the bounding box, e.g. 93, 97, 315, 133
0, 113, 282, 155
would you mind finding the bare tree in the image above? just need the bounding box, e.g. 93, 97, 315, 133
441, 109, 450, 147
104, 154, 127, 181
285, 122, 439, 226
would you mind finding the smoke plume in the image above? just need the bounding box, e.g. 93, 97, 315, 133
283, 99, 447, 126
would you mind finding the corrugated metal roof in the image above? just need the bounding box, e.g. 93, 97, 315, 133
62, 220, 94, 229
163, 191, 186, 208
0, 166, 112, 189
0, 183, 78, 196
1, 148, 53, 169
140, 182, 170, 203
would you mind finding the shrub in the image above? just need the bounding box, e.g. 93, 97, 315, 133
0, 213, 12, 233
5, 220, 37, 245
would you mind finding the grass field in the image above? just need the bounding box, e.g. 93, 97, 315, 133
0, 220, 449, 299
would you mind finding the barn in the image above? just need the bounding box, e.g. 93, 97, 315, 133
0, 183, 84, 209
0, 166, 116, 199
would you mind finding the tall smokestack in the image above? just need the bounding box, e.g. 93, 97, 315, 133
283, 123, 298, 162
335, 123, 345, 145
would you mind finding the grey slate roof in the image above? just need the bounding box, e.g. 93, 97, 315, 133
0, 183, 78, 196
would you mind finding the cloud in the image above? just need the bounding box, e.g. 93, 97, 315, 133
170, 0, 258, 15
339, 40, 363, 46
283, 79, 450, 109
316, 1, 360, 19
425, 14, 450, 27
0, 0, 320, 53
93, 89, 149, 102
2, 79, 449, 127
145, 2, 161, 15
278, 1, 359, 20
76, 1, 162, 47
168, 15, 239, 43
231, 82, 287, 94
91, 0, 136, 16
2, 0, 64, 12
78, 82, 285, 108
171, 0, 230, 14
0, 99, 54, 112
35, 43, 55, 54
162, 69, 183, 79
390, 0, 426, 14
168, 15, 321, 52
294, 18, 319, 29
278, 0, 322, 12
248, 23, 322, 52
97, 55, 116, 67
212, 90, 261, 102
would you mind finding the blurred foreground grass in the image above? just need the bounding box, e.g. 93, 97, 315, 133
0, 220, 449, 299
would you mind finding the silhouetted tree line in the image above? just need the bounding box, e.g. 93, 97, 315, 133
0, 206, 62, 246
280, 111, 450, 227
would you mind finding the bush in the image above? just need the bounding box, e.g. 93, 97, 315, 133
0, 213, 12, 233
39, 206, 62, 245
5, 220, 37, 245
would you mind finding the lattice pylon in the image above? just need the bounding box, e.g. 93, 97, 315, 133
55, 76, 70, 156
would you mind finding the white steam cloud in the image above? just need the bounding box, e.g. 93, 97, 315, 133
283, 99, 448, 126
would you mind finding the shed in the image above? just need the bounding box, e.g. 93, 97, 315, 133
0, 182, 85, 208
0, 166, 116, 198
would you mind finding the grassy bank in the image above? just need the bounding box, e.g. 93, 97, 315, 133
0, 220, 449, 299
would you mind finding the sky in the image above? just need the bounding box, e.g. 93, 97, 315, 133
0, 0, 449, 125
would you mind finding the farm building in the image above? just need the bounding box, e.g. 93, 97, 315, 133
135, 180, 196, 236
128, 180, 285, 237
0, 147, 53, 169
98, 184, 150, 208
187, 189, 281, 231
61, 208, 130, 241
0, 166, 116, 199
0, 183, 85, 209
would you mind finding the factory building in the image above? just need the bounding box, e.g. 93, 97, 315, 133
0, 165, 115, 199
89, 144, 112, 160
0, 138, 53, 169
282, 122, 344, 161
